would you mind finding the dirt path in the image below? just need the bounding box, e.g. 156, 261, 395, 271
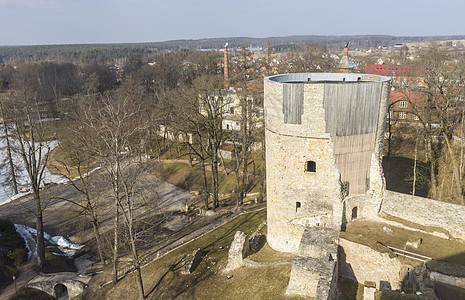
0, 167, 194, 298
0, 170, 193, 243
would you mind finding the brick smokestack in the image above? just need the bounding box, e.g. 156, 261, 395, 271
224, 43, 229, 89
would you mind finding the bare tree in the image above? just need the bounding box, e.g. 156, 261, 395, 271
50, 127, 107, 265
9, 62, 54, 269
413, 42, 465, 204
0, 98, 20, 195
78, 93, 147, 298
166, 75, 225, 208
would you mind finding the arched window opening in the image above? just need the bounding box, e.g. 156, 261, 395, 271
306, 161, 316, 172
296, 201, 301, 212
351, 206, 358, 220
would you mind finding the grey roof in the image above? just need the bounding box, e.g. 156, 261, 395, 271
265, 73, 390, 83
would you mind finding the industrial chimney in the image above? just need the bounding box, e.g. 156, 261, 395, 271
224, 43, 229, 89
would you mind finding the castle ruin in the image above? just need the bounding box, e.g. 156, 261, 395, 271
264, 72, 465, 298
265, 73, 390, 253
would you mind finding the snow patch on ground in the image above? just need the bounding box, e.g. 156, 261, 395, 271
0, 191, 32, 207
14, 224, 35, 258
14, 224, 83, 257
72, 166, 101, 180
0, 138, 66, 206
49, 235, 84, 255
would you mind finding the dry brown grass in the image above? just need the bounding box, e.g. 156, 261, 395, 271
341, 220, 465, 270
89, 209, 303, 300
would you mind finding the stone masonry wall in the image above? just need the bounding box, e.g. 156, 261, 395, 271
265, 79, 341, 253
286, 227, 338, 299
381, 191, 465, 240
339, 238, 403, 290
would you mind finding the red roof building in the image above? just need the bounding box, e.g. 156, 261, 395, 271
365, 64, 426, 88
364, 64, 425, 77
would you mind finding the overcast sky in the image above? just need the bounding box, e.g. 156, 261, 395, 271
1, 0, 464, 46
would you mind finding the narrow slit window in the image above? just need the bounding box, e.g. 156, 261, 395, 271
296, 201, 301, 212
342, 181, 349, 196
306, 161, 316, 172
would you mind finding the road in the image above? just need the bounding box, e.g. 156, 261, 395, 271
0, 168, 194, 244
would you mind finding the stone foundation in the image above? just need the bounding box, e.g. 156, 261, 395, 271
286, 227, 338, 299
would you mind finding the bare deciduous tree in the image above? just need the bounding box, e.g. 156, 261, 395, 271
78, 93, 147, 298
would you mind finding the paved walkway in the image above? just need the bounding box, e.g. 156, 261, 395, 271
0, 170, 194, 243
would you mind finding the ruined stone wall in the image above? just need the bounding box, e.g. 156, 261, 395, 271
381, 191, 465, 240
338, 238, 403, 290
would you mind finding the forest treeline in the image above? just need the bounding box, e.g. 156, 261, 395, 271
2, 34, 464, 64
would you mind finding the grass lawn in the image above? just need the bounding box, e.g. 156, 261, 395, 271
90, 209, 300, 300
152, 159, 263, 196
341, 220, 465, 273
47, 144, 99, 179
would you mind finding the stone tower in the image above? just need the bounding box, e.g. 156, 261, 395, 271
264, 73, 391, 253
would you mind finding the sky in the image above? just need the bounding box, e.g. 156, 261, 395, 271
1, 0, 465, 46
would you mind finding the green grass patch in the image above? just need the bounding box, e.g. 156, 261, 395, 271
93, 209, 298, 299
47, 144, 99, 179
247, 242, 295, 263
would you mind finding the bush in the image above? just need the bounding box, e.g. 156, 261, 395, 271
13, 248, 27, 267
9, 287, 54, 300
0, 218, 27, 292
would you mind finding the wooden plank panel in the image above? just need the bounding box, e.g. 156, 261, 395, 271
333, 133, 375, 195
283, 83, 304, 124
324, 82, 382, 136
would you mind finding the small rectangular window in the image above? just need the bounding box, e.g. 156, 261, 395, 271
399, 112, 407, 119
399, 101, 408, 108
306, 161, 316, 172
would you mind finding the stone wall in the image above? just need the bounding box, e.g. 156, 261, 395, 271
338, 238, 403, 290
430, 272, 465, 289
286, 227, 338, 299
381, 191, 465, 240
